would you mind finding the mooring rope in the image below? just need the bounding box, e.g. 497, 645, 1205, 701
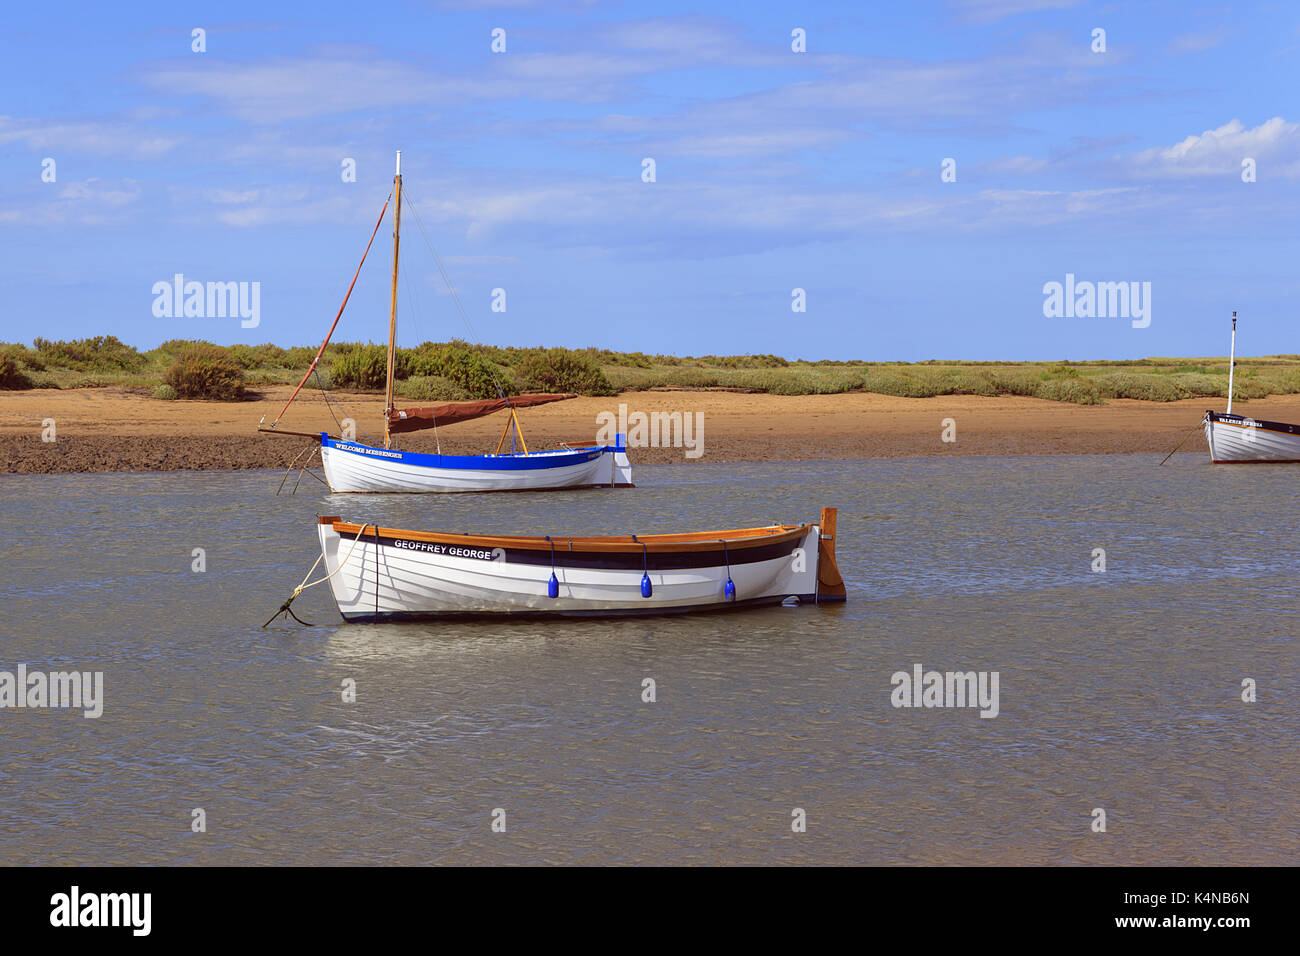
1158, 421, 1204, 466
275, 442, 316, 495
274, 442, 329, 496
262, 523, 373, 627
291, 444, 327, 493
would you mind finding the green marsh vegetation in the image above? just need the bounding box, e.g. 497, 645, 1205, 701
2, 337, 1298, 404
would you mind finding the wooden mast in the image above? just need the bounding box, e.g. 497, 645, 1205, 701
384, 150, 403, 448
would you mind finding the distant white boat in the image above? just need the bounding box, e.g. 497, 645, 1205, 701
313, 508, 847, 620
1203, 412, 1300, 463
260, 150, 631, 493
1203, 312, 1300, 463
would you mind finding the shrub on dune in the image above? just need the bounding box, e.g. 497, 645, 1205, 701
512, 347, 615, 396
0, 354, 33, 389
859, 370, 943, 398
406, 343, 508, 399
395, 375, 473, 402
228, 343, 289, 370
34, 335, 143, 372
330, 344, 395, 390
1032, 378, 1103, 405
1095, 372, 1186, 402
1167, 373, 1224, 398
164, 344, 246, 399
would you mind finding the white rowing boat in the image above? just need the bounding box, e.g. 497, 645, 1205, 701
312, 507, 846, 620
1203, 411, 1300, 463
1203, 312, 1300, 463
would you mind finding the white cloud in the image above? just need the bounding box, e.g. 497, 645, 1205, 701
204, 189, 262, 205
436, 0, 564, 8
0, 117, 180, 157
58, 178, 142, 207
977, 155, 1050, 175
140, 35, 727, 124
950, 0, 1081, 24
1127, 117, 1300, 178
1168, 29, 1230, 54
442, 255, 519, 265
593, 16, 742, 58
143, 57, 456, 123
396, 172, 1176, 254
692, 37, 1124, 133
0, 178, 143, 226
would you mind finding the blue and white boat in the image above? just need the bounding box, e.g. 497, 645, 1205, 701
319, 433, 630, 494
261, 151, 632, 493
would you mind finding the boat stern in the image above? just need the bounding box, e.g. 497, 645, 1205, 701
770, 506, 846, 605
609, 433, 633, 487
813, 506, 846, 603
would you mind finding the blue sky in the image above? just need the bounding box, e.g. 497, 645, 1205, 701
1, 0, 1297, 360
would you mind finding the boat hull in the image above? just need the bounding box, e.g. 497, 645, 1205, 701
319, 436, 632, 493
1203, 411, 1300, 463
316, 516, 844, 619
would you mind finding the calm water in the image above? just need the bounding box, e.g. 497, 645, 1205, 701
0, 455, 1295, 865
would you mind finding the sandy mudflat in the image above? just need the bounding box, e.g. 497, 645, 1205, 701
2, 385, 1296, 474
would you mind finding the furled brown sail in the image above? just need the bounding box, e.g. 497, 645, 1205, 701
387, 393, 577, 433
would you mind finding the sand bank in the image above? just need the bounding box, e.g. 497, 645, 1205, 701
3, 385, 1295, 474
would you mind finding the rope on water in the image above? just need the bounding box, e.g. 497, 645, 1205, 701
291, 444, 327, 493
274, 442, 330, 496
262, 523, 373, 627
1158, 421, 1204, 466
275, 442, 315, 495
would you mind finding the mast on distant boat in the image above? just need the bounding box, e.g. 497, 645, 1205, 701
1226, 310, 1237, 415
384, 150, 403, 449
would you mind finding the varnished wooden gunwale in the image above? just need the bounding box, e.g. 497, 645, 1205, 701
321, 515, 809, 553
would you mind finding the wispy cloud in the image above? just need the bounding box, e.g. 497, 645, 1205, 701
138, 19, 762, 125
143, 55, 459, 123
0, 116, 180, 158
0, 178, 143, 226
949, 0, 1082, 25
168, 182, 372, 227
1168, 29, 1231, 54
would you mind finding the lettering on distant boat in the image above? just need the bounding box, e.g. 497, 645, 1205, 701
335, 442, 402, 459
